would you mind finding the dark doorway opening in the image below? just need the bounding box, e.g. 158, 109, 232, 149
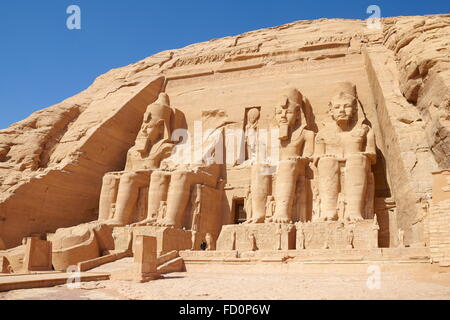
233, 198, 246, 224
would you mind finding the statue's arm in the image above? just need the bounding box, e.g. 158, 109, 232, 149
312, 133, 325, 167
302, 130, 315, 159
365, 128, 377, 165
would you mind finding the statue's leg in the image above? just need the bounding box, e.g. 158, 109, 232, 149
161, 171, 194, 228
146, 171, 170, 223
270, 160, 298, 223
246, 164, 271, 223
98, 173, 120, 221
162, 169, 219, 228
344, 154, 369, 221
318, 157, 339, 221
110, 172, 149, 226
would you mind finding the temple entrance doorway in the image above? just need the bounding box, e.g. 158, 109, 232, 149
233, 198, 246, 224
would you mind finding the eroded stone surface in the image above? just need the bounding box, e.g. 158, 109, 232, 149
0, 15, 449, 279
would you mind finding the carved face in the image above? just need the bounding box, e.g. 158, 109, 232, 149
247, 108, 260, 126
329, 94, 356, 124
141, 111, 165, 141
275, 102, 298, 128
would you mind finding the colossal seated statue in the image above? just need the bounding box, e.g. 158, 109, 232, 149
245, 88, 314, 224
313, 82, 376, 222
97, 92, 177, 226
48, 93, 180, 270
134, 110, 228, 229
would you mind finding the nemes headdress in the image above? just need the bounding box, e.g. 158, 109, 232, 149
147, 92, 173, 139
334, 82, 357, 99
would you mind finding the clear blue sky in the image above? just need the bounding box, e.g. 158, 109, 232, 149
0, 0, 448, 129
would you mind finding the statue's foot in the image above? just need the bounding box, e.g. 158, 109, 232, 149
131, 218, 157, 227
156, 220, 176, 228
346, 214, 364, 222
102, 219, 124, 227
244, 217, 265, 224
319, 212, 338, 222
266, 217, 290, 224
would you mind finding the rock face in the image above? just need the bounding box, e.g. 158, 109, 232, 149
0, 14, 449, 251
383, 16, 450, 168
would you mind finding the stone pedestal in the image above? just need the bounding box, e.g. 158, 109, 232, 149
133, 235, 161, 283
23, 237, 52, 272
296, 221, 377, 250
217, 223, 296, 251
131, 226, 192, 256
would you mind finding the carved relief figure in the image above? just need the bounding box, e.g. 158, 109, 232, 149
190, 184, 202, 231
244, 186, 253, 222
311, 182, 321, 222
398, 229, 405, 248
157, 201, 168, 221
314, 82, 376, 222
266, 88, 315, 223
276, 224, 282, 250
191, 230, 197, 251
245, 108, 260, 163
323, 228, 332, 249
249, 233, 257, 251
231, 231, 237, 251
346, 227, 354, 249
372, 215, 380, 248
205, 233, 213, 251
265, 195, 276, 218
297, 223, 305, 249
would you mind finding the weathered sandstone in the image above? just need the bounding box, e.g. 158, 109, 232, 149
0, 15, 449, 275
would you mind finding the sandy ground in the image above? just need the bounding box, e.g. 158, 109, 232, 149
1, 269, 450, 300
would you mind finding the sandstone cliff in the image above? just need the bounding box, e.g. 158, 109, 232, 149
0, 14, 448, 247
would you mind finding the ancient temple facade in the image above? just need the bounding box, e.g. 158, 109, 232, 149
1, 15, 450, 275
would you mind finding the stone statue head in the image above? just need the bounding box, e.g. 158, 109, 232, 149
135, 93, 173, 152
275, 88, 303, 140
247, 108, 260, 127
145, 93, 172, 137
329, 82, 357, 126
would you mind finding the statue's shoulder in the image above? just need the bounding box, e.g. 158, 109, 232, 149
292, 125, 313, 141
315, 122, 333, 143
351, 123, 371, 137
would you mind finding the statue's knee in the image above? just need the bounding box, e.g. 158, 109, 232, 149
172, 171, 189, 184
150, 170, 166, 182
102, 174, 117, 185
121, 172, 137, 184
